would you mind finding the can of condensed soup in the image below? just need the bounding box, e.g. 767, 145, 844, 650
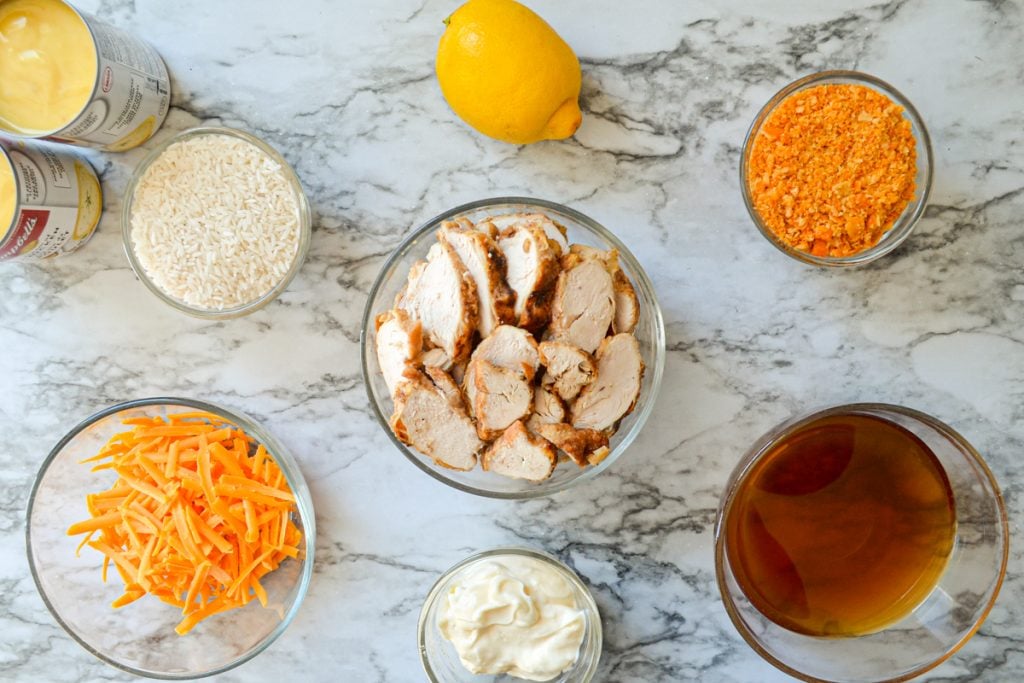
0, 0, 170, 151
0, 137, 102, 261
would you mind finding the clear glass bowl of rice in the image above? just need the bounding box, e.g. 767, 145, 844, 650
122, 127, 311, 319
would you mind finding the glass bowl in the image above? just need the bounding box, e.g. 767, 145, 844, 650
360, 197, 666, 499
740, 71, 934, 267
418, 547, 603, 682
122, 127, 312, 319
26, 397, 316, 679
714, 403, 1008, 683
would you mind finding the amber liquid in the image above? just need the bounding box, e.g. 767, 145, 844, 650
725, 413, 956, 637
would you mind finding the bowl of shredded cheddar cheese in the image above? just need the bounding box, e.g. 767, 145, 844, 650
26, 397, 315, 679
741, 70, 933, 266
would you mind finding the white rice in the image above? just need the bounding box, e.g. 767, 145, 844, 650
130, 133, 302, 310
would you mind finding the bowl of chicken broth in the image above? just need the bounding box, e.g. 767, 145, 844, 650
360, 197, 665, 499
714, 404, 1008, 682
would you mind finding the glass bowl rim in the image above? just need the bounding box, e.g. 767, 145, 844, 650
359, 195, 666, 500
121, 126, 312, 319
739, 70, 935, 268
24, 396, 317, 680
417, 546, 603, 683
713, 402, 1009, 683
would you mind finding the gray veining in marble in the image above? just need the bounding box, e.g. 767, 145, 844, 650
1, 0, 1022, 681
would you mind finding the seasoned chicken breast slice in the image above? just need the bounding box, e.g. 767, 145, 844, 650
471, 360, 534, 441
525, 385, 566, 435
473, 324, 540, 379
396, 241, 479, 364
533, 422, 609, 467
538, 340, 595, 401
481, 421, 557, 482
438, 220, 516, 339
463, 325, 541, 417
611, 268, 639, 335
564, 245, 639, 335
571, 333, 644, 432
548, 259, 615, 354
487, 212, 568, 254
374, 309, 423, 399
424, 365, 469, 413
420, 347, 452, 372
496, 223, 561, 332
394, 259, 426, 311
389, 369, 483, 471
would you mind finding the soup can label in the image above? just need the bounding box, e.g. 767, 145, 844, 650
0, 139, 102, 262
36, 5, 171, 151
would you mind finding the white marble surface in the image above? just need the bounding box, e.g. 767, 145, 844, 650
1, 0, 1022, 680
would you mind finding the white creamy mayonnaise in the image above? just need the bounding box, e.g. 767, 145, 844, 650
437, 555, 586, 681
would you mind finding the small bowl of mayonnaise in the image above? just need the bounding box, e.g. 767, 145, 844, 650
418, 547, 602, 682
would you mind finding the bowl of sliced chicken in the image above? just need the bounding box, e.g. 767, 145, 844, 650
361, 197, 665, 498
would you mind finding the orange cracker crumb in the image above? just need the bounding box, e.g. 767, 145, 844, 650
747, 83, 917, 258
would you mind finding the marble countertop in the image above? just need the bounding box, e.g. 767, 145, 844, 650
2, 0, 1022, 681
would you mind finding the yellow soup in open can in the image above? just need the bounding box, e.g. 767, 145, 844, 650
0, 137, 102, 261
0, 0, 170, 151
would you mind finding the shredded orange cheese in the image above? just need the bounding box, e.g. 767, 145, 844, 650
67, 411, 303, 635
747, 83, 917, 257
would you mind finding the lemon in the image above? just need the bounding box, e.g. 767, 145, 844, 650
72, 160, 102, 240
436, 0, 582, 144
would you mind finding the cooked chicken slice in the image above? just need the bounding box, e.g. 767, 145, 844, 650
525, 386, 566, 435
548, 259, 615, 354
420, 347, 452, 372
538, 341, 595, 401
374, 309, 423, 398
393, 259, 426, 310
389, 369, 483, 471
424, 366, 467, 411
571, 333, 644, 431
488, 213, 569, 254
612, 268, 639, 334
473, 324, 540, 379
449, 216, 475, 231
474, 219, 499, 240
438, 221, 516, 338
534, 422, 609, 467
481, 421, 557, 482
472, 360, 534, 440
544, 218, 570, 254
497, 223, 561, 332
564, 243, 610, 267
564, 245, 639, 335
463, 325, 541, 417
396, 241, 479, 364
530, 386, 566, 425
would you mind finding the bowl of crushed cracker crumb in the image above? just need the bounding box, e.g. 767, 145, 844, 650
741, 70, 933, 267
122, 127, 311, 318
